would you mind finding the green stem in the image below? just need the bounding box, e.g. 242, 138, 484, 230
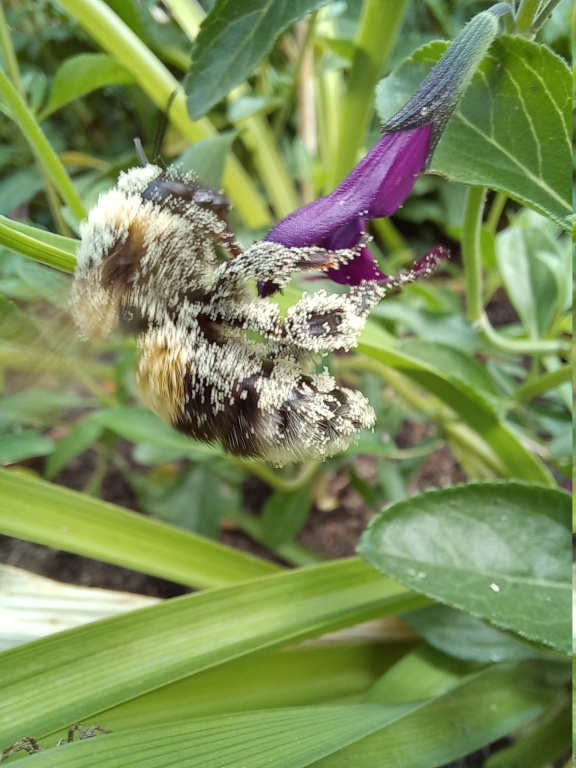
0, 70, 86, 224
514, 363, 572, 404
237, 110, 300, 217
330, 0, 409, 187
315, 16, 343, 178
478, 317, 571, 355
462, 185, 487, 326
372, 218, 409, 254
462, 186, 570, 356
0, 3, 22, 92
240, 458, 321, 493
56, 0, 271, 228
514, 0, 542, 33
531, 0, 565, 33
485, 191, 507, 234
272, 14, 317, 140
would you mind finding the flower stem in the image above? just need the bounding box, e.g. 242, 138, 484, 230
515, 0, 543, 33
531, 0, 565, 33
514, 363, 572, 404
330, 0, 409, 187
462, 186, 570, 356
462, 185, 487, 327
240, 458, 321, 493
485, 191, 508, 234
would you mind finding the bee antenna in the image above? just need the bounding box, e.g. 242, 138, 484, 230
152, 89, 180, 166
134, 137, 149, 167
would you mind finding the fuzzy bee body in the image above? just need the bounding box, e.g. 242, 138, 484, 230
72, 164, 387, 465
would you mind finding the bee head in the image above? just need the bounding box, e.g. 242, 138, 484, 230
71, 165, 233, 341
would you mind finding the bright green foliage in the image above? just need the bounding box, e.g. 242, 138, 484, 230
0, 1, 570, 766
359, 482, 571, 653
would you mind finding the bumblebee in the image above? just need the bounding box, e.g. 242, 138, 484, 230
72, 164, 406, 465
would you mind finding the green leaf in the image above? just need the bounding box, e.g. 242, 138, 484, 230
89, 408, 219, 461
484, 696, 571, 768
93, 643, 398, 731
261, 480, 314, 548
0, 389, 90, 429
399, 339, 498, 397
0, 468, 279, 590
44, 420, 104, 480
0, 166, 45, 216
132, 463, 240, 538
185, 0, 331, 119
178, 132, 237, 188
404, 604, 544, 662
40, 53, 135, 119
0, 556, 421, 744
358, 339, 555, 485
496, 217, 570, 338
365, 645, 476, 704
0, 431, 54, 464
313, 661, 558, 767
376, 37, 571, 231
3, 705, 418, 768
8, 658, 556, 768
359, 481, 571, 654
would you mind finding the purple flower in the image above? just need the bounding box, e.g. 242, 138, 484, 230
259, 4, 509, 295
264, 123, 435, 288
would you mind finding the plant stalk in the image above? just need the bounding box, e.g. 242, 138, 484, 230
330, 0, 409, 187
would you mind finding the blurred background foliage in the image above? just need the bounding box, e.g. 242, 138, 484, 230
0, 0, 570, 557
0, 1, 571, 765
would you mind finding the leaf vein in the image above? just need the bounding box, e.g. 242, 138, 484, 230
454, 112, 569, 212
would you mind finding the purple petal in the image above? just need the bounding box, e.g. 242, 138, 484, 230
266, 124, 433, 249
323, 218, 388, 284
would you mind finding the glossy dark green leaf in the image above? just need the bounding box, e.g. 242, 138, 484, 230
359, 482, 571, 653
376, 37, 571, 231
40, 54, 135, 119
185, 0, 330, 119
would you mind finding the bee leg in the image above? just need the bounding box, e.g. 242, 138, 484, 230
254, 369, 376, 466
282, 281, 389, 354
213, 241, 359, 296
